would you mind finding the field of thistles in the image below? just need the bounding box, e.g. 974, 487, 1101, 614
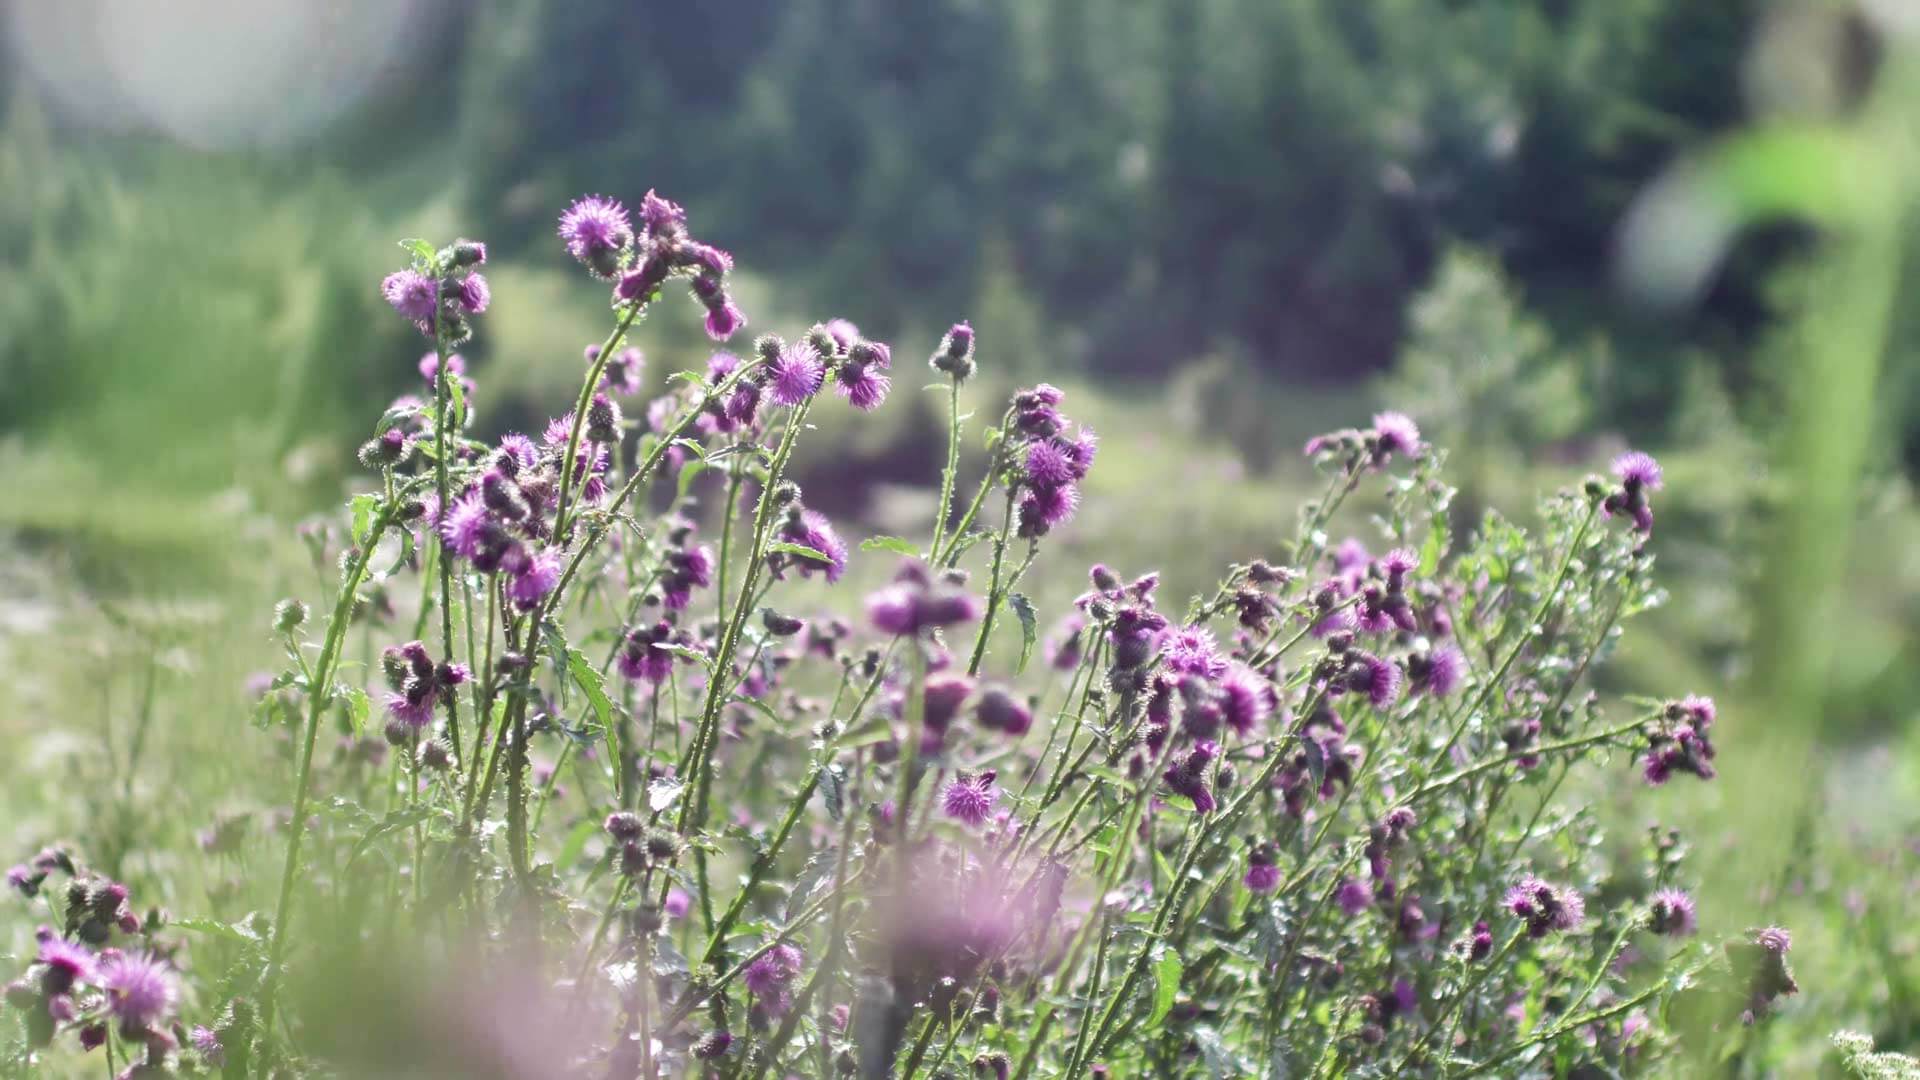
0, 188, 1877, 1080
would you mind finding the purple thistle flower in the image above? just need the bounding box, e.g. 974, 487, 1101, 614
923, 673, 975, 734
381, 269, 438, 332
824, 319, 861, 351
1357, 653, 1402, 709
455, 272, 490, 314
836, 363, 891, 411
439, 491, 493, 560
36, 938, 96, 993
1024, 440, 1078, 488
637, 189, 686, 237
1219, 663, 1277, 735
497, 432, 539, 473
1163, 625, 1227, 679
865, 560, 981, 636
1380, 547, 1418, 587
1163, 741, 1219, 813
705, 298, 746, 342
661, 545, 715, 611
1678, 694, 1716, 731
742, 943, 803, 1015
1244, 861, 1282, 894
558, 195, 632, 277
5, 864, 36, 895
599, 346, 645, 395
665, 888, 692, 919
1754, 926, 1791, 953
507, 550, 562, 611
191, 1025, 224, 1065
1611, 451, 1664, 492
616, 622, 681, 684
1650, 888, 1697, 937
1336, 877, 1374, 916
1046, 613, 1086, 671
1015, 482, 1080, 536
974, 686, 1032, 736
99, 951, 177, 1032
1067, 429, 1098, 480
1506, 875, 1584, 937
418, 351, 466, 384
942, 772, 999, 827
767, 342, 825, 406
775, 509, 847, 583
1371, 411, 1421, 460
1409, 644, 1465, 698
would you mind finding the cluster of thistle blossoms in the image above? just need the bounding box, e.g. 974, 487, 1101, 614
54, 180, 1805, 1078
2, 849, 235, 1075
380, 239, 490, 344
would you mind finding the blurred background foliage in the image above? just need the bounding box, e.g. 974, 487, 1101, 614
3, 0, 1920, 1072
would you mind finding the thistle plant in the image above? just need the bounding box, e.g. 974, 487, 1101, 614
3, 190, 1799, 1078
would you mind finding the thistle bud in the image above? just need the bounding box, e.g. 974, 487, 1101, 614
761, 609, 805, 636
585, 393, 623, 444
448, 239, 488, 267
273, 599, 307, 634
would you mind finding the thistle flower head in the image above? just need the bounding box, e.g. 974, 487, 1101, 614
1163, 625, 1226, 679
1650, 888, 1697, 937
506, 550, 563, 611
1371, 411, 1421, 460
36, 937, 95, 992
99, 951, 177, 1032
1336, 877, 1374, 916
942, 772, 999, 827
1611, 451, 1664, 492
381, 269, 439, 331
1408, 644, 1465, 698
558, 195, 633, 277
768, 342, 825, 406
1506, 875, 1584, 937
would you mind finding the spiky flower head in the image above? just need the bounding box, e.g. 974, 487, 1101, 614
942, 772, 999, 828
1650, 888, 1697, 937
558, 195, 633, 278
99, 951, 177, 1032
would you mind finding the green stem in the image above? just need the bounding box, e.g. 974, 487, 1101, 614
554, 303, 644, 540
930, 376, 962, 558
261, 510, 392, 1036
964, 493, 1019, 675
432, 336, 464, 763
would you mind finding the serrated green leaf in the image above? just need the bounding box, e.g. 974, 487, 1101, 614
340, 685, 370, 737
447, 368, 468, 430
677, 458, 708, 499
345, 805, 436, 868
1147, 944, 1183, 1027
860, 535, 920, 556
1009, 592, 1038, 675
820, 765, 845, 822
350, 494, 377, 548
375, 402, 420, 436
399, 238, 437, 264
767, 541, 832, 564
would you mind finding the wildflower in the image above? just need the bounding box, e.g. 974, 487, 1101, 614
1407, 644, 1465, 697
616, 622, 684, 684
36, 938, 95, 994
704, 297, 746, 341
743, 943, 803, 1015
1218, 663, 1277, 736
661, 544, 715, 611
942, 771, 999, 827
455, 272, 490, 314
1015, 481, 1080, 537
99, 951, 177, 1033
558, 195, 632, 278
767, 341, 825, 406
1336, 877, 1374, 916
637, 189, 685, 237
664, 889, 692, 919
1164, 741, 1219, 813
1343, 652, 1401, 709
866, 559, 982, 636
1108, 604, 1167, 670
1164, 626, 1226, 679
692, 1030, 733, 1060
1370, 411, 1422, 463
1604, 450, 1663, 534
1244, 843, 1282, 894
1649, 888, 1697, 937
974, 686, 1033, 737
191, 1025, 224, 1065
504, 550, 562, 612
381, 269, 438, 330
1024, 440, 1078, 488
932, 321, 977, 381
922, 673, 975, 737
598, 346, 645, 395
772, 507, 847, 582
1729, 926, 1798, 1023
439, 491, 494, 560
1505, 875, 1584, 937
